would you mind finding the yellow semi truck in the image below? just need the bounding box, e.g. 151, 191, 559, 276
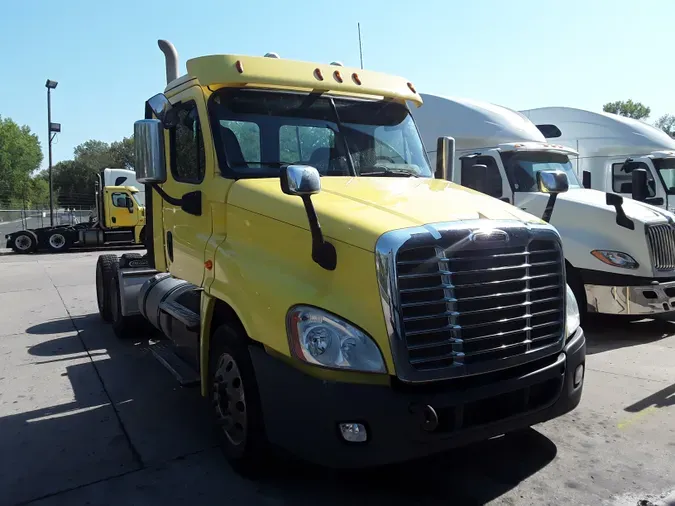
95, 40, 586, 474
6, 169, 146, 253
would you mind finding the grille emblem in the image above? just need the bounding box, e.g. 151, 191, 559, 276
468, 228, 510, 244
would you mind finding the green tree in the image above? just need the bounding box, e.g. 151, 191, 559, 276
655, 114, 675, 137
603, 100, 651, 120
52, 159, 97, 208
0, 116, 43, 207
109, 136, 135, 169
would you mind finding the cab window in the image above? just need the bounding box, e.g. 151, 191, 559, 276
170, 102, 206, 184
460, 156, 503, 198
279, 125, 335, 171
612, 161, 656, 196
112, 193, 130, 208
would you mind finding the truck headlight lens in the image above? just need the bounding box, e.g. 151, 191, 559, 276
287, 306, 387, 373
591, 250, 638, 269
566, 284, 580, 339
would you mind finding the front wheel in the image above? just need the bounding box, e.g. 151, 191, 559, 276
209, 323, 272, 477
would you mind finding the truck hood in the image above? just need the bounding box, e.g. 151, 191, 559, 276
556, 188, 673, 223
229, 177, 547, 252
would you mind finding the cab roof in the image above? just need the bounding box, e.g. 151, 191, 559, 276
165, 53, 423, 106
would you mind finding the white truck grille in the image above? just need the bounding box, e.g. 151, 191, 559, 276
647, 224, 675, 271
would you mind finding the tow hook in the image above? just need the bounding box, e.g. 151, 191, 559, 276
409, 403, 439, 432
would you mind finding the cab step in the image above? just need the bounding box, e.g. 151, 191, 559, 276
149, 340, 200, 387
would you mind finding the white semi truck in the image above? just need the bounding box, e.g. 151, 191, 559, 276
519, 107, 675, 212
411, 93, 675, 320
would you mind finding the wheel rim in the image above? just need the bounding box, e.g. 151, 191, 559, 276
212, 353, 247, 446
49, 233, 66, 249
15, 235, 32, 251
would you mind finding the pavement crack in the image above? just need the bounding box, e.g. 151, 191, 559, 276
586, 365, 671, 384
46, 268, 146, 471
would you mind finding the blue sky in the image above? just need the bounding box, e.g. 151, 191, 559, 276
1, 0, 673, 170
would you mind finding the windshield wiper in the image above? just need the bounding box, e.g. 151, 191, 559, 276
360, 167, 419, 178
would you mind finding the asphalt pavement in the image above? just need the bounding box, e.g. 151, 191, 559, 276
0, 250, 673, 506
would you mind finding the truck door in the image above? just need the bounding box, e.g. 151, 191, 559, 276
161, 88, 211, 285
459, 154, 511, 202
106, 190, 139, 228
610, 157, 666, 207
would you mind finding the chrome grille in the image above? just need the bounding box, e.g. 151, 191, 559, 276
377, 222, 566, 382
646, 224, 675, 271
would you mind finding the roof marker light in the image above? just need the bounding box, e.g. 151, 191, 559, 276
407, 82, 417, 93
264, 52, 280, 58
235, 60, 244, 73
314, 68, 324, 81
352, 73, 362, 85
334, 70, 343, 83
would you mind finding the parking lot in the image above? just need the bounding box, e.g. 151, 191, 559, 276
0, 249, 673, 506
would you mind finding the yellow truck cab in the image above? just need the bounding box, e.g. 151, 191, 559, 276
95, 39, 586, 474
103, 185, 145, 238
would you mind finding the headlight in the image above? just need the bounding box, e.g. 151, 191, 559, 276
566, 284, 580, 339
590, 250, 638, 269
286, 306, 387, 373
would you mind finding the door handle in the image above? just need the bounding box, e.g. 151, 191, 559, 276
166, 231, 174, 262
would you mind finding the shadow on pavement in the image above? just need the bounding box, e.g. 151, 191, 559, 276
7, 315, 559, 506
625, 382, 675, 413
583, 315, 675, 355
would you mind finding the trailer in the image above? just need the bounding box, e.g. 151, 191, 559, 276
5, 182, 146, 254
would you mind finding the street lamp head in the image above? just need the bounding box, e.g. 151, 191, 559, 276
45, 79, 58, 89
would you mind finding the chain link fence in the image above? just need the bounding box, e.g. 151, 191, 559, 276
0, 207, 93, 238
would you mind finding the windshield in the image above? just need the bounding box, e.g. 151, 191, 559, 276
207, 89, 432, 178
653, 157, 675, 194
500, 151, 581, 192
132, 192, 144, 207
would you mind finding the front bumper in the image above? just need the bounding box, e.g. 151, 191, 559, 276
250, 328, 586, 469
585, 281, 675, 315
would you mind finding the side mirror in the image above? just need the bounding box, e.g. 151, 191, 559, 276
127, 196, 134, 213
472, 163, 503, 199
435, 136, 455, 181
281, 165, 321, 196
537, 170, 569, 223
582, 170, 591, 189
280, 165, 336, 271
134, 119, 167, 184
537, 170, 569, 194
147, 93, 177, 128
631, 168, 649, 202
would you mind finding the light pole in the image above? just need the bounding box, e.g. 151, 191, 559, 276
45, 79, 60, 227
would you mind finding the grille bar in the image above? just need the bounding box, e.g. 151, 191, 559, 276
647, 224, 675, 271
399, 272, 560, 294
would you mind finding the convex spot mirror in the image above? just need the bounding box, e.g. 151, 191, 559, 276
147, 93, 178, 128
537, 170, 569, 194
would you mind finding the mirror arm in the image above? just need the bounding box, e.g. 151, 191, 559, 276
541, 194, 558, 223
151, 183, 182, 206
301, 195, 337, 271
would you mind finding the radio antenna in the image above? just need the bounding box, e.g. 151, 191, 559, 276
358, 23, 364, 69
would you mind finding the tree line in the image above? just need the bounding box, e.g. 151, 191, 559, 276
1, 99, 674, 211
0, 114, 133, 210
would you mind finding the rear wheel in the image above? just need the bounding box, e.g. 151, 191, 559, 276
46, 230, 72, 253
96, 254, 119, 322
10, 231, 37, 254
209, 323, 272, 477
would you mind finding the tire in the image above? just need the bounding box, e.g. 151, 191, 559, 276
139, 226, 146, 247
209, 323, 271, 477
109, 262, 143, 339
46, 230, 72, 253
96, 254, 119, 322
10, 231, 37, 254
119, 252, 142, 268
